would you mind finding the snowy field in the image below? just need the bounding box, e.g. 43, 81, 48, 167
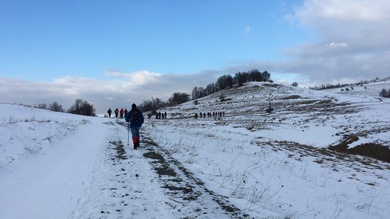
1, 81, 390, 218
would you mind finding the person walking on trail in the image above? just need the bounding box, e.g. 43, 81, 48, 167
120, 108, 124, 118
125, 103, 144, 150
107, 108, 112, 118
114, 108, 119, 118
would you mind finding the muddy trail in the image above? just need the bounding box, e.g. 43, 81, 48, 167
116, 121, 251, 218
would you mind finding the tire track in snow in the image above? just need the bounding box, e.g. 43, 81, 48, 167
117, 120, 252, 218
70, 121, 170, 219
138, 130, 251, 218
74, 120, 251, 218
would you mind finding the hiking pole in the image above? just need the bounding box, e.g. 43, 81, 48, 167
140, 128, 144, 145
127, 122, 130, 146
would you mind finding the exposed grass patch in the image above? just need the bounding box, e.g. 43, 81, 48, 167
109, 140, 127, 160
281, 95, 301, 100
329, 135, 390, 163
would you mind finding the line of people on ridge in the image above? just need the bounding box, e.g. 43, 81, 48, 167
194, 111, 225, 119
149, 112, 168, 119
106, 108, 128, 118
107, 108, 169, 120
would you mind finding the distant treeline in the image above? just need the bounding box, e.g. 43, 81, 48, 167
30, 75, 390, 115
138, 69, 272, 113
191, 69, 271, 100
138, 92, 190, 113
309, 83, 353, 90
33, 70, 272, 115
34, 99, 96, 116
309, 77, 390, 99
309, 77, 383, 90
379, 89, 390, 98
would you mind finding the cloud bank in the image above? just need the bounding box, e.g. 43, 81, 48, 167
226, 0, 390, 86
203, 0, 390, 86
0, 70, 218, 114
283, 0, 390, 83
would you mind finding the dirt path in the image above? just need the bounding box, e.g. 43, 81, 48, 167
141, 134, 250, 218
72, 121, 251, 218
70, 122, 172, 218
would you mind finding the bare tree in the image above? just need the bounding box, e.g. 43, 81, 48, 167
67, 99, 96, 116
168, 92, 190, 105
35, 103, 47, 109
49, 101, 64, 112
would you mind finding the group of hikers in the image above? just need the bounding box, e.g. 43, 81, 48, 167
107, 104, 144, 150
150, 111, 168, 119
106, 105, 225, 150
106, 108, 128, 118
106, 106, 170, 150
194, 111, 225, 119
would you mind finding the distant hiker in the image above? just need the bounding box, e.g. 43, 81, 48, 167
164, 112, 167, 119
120, 108, 124, 118
125, 103, 144, 150
107, 108, 112, 118
114, 108, 119, 118
194, 113, 198, 119
124, 109, 128, 118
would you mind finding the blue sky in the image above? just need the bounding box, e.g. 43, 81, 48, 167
1, 0, 309, 81
1, 0, 390, 113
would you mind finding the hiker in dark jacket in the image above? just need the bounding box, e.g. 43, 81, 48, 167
107, 108, 112, 118
114, 108, 119, 118
125, 103, 144, 149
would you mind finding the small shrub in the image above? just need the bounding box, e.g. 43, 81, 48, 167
67, 99, 96, 116
379, 88, 390, 98
291, 82, 298, 87
49, 101, 64, 112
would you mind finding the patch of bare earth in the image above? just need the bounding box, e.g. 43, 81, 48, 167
142, 135, 251, 218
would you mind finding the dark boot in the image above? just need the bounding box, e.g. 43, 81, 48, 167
135, 135, 140, 149
132, 137, 137, 149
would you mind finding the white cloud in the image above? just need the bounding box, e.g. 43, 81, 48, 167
0, 70, 219, 114
251, 0, 390, 86
127, 70, 162, 86
244, 26, 251, 35
105, 97, 114, 101
273, 0, 390, 84
326, 42, 348, 48
296, 0, 390, 25
107, 69, 162, 84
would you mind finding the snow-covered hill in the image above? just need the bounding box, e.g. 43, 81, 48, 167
168, 81, 390, 152
1, 81, 390, 218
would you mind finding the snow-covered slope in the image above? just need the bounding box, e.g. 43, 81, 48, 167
168, 82, 390, 150
1, 81, 390, 218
